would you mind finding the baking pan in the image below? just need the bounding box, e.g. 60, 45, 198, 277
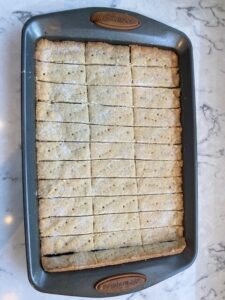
21, 7, 197, 297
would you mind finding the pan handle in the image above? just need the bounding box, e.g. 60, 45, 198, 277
90, 11, 141, 31
95, 273, 147, 294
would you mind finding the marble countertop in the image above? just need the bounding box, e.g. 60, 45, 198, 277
0, 0, 225, 299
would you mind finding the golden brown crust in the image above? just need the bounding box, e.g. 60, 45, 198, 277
41, 239, 186, 272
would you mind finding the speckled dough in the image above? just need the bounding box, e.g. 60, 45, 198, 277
36, 122, 90, 141
94, 213, 140, 232
39, 197, 93, 218
135, 127, 182, 144
137, 177, 182, 194
91, 125, 134, 142
36, 82, 87, 103
140, 211, 183, 228
136, 160, 183, 177
86, 65, 132, 85
42, 251, 97, 271
131, 45, 178, 67
36, 142, 90, 161
93, 195, 138, 214
36, 61, 85, 84
41, 234, 94, 255
89, 104, 133, 126
86, 42, 129, 65
132, 67, 179, 87
36, 39, 85, 63
36, 102, 89, 123
40, 216, 93, 237
135, 144, 182, 160
141, 226, 183, 245
94, 230, 142, 250
92, 159, 135, 177
134, 108, 181, 127
138, 193, 183, 211
92, 178, 137, 196
38, 179, 92, 198
37, 161, 91, 179
133, 87, 180, 108
91, 142, 134, 159
88, 86, 132, 106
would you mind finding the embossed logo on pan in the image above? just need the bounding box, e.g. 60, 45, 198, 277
90, 11, 141, 30
95, 273, 147, 294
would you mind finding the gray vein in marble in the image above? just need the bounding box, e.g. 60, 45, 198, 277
126, 293, 136, 300
176, 0, 225, 54
219, 283, 225, 298
206, 46, 212, 55
194, 26, 223, 51
0, 17, 9, 34
198, 88, 213, 94
193, 275, 209, 285
163, 273, 185, 293
199, 148, 225, 158
214, 169, 224, 179
177, 0, 225, 27
12, 10, 33, 24
139, 292, 148, 299
189, 243, 225, 300
0, 267, 13, 276
176, 6, 213, 27
199, 104, 224, 144
111, 0, 120, 8
0, 16, 15, 28
198, 161, 216, 168
13, 242, 25, 250
199, 0, 225, 27
213, 244, 225, 253
201, 288, 217, 300
207, 243, 225, 273
1, 175, 19, 183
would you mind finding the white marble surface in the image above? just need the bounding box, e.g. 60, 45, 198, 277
0, 0, 225, 299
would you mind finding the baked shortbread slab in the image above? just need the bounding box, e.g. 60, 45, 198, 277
36, 39, 185, 272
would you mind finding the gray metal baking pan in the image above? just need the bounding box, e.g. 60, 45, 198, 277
21, 7, 197, 297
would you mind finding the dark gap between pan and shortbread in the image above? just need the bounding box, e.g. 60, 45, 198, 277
35, 39, 186, 272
